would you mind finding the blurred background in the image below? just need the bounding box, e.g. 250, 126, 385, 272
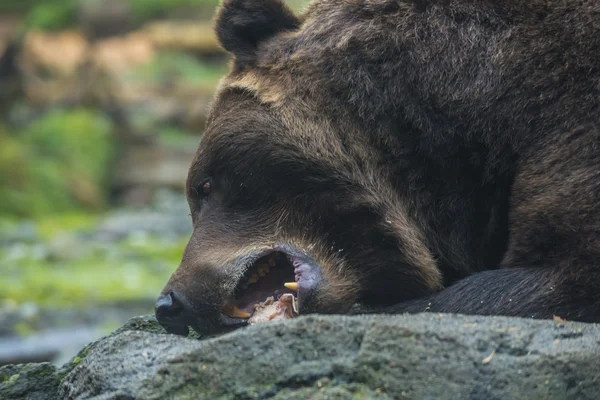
0, 0, 307, 367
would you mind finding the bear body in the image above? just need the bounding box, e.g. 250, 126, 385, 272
155, 0, 600, 335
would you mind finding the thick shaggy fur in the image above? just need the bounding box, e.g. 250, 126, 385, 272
159, 0, 600, 333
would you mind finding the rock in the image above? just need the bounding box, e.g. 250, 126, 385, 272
76, 0, 133, 40
112, 315, 201, 341
18, 30, 89, 104
0, 327, 99, 367
0, 15, 20, 98
94, 207, 191, 242
112, 144, 196, 197
90, 32, 154, 76
4, 314, 599, 399
49, 313, 600, 399
0, 304, 156, 366
0, 363, 61, 400
0, 15, 19, 60
144, 21, 224, 56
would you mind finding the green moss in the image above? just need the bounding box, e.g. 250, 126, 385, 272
0, 374, 8, 383
23, 109, 115, 185
22, 0, 77, 31
0, 0, 43, 13
129, 0, 220, 22
71, 356, 84, 366
0, 109, 115, 219
13, 322, 36, 337
0, 236, 186, 308
35, 213, 99, 241
0, 0, 78, 31
4, 0, 311, 32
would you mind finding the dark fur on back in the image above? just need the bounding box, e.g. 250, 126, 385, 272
159, 0, 600, 330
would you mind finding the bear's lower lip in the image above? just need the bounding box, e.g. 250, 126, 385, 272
162, 322, 190, 336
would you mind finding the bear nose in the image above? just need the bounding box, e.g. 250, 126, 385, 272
155, 291, 183, 319
155, 291, 191, 335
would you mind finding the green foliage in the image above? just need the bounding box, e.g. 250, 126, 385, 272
71, 356, 84, 366
1, 0, 311, 32
129, 0, 220, 22
0, 227, 185, 307
131, 51, 228, 92
2, 0, 222, 31
0, 0, 42, 13
21, 0, 77, 31
35, 213, 100, 240
13, 322, 36, 336
0, 109, 115, 219
157, 127, 200, 151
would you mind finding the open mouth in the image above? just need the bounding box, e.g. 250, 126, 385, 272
221, 251, 301, 324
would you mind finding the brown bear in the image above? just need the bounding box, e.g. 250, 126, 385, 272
154, 0, 600, 336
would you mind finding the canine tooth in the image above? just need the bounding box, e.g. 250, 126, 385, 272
222, 304, 251, 319
284, 282, 298, 292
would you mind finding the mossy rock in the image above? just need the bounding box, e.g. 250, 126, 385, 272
59, 314, 600, 399
113, 314, 203, 340
0, 363, 59, 400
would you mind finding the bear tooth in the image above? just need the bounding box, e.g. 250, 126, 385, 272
284, 282, 298, 292
222, 304, 251, 319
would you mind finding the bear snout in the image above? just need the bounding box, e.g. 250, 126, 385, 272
154, 290, 191, 336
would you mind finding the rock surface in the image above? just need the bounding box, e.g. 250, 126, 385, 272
3, 313, 600, 399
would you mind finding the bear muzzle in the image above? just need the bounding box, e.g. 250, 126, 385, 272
155, 288, 249, 336
155, 245, 326, 335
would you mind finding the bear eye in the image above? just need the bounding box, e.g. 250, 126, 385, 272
201, 180, 212, 195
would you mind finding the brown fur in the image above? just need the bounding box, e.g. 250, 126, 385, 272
157, 0, 600, 334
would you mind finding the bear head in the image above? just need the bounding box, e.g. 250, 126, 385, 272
155, 0, 442, 336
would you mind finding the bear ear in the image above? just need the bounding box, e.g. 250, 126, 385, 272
215, 0, 300, 68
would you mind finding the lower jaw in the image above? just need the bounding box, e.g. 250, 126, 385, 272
221, 292, 300, 326
219, 249, 324, 328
